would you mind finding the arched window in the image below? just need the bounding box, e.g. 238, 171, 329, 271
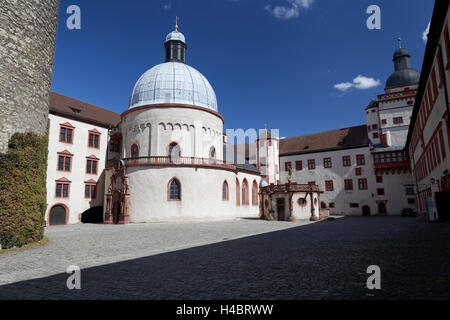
168, 142, 181, 161
236, 179, 240, 206
252, 180, 258, 206
222, 181, 229, 201
131, 144, 139, 158
209, 146, 216, 161
242, 179, 249, 206
168, 178, 181, 200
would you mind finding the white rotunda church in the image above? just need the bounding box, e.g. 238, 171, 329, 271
103, 27, 262, 223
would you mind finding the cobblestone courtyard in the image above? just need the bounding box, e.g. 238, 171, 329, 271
0, 216, 449, 299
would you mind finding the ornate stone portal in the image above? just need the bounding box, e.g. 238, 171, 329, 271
105, 160, 130, 224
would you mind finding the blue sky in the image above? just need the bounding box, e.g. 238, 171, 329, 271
52, 0, 434, 139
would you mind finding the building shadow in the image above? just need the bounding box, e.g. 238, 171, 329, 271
0, 217, 449, 300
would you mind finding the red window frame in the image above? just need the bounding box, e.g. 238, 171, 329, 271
323, 157, 332, 168
444, 24, 450, 69
381, 119, 387, 125
88, 129, 101, 149
57, 151, 73, 172
59, 123, 75, 144
222, 180, 229, 201
355, 168, 362, 176
295, 161, 302, 171
285, 161, 292, 172
55, 178, 71, 198
356, 154, 365, 166
342, 156, 351, 167
84, 182, 97, 199
86, 156, 99, 175
376, 176, 383, 183
350, 203, 359, 208
393, 117, 404, 125
325, 180, 334, 192
344, 179, 353, 191
358, 178, 368, 190
308, 159, 316, 170
329, 202, 335, 208
377, 188, 385, 196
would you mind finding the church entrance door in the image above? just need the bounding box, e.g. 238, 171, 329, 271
276, 198, 285, 221
113, 202, 121, 225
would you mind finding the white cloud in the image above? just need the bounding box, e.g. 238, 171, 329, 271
265, 0, 314, 20
422, 22, 430, 42
334, 75, 380, 92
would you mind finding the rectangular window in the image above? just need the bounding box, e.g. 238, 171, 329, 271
86, 159, 99, 175
342, 156, 351, 167
325, 180, 334, 192
444, 25, 450, 68
358, 178, 368, 190
408, 198, 416, 205
355, 168, 362, 176
285, 161, 292, 172
56, 183, 70, 198
381, 119, 387, 125
323, 157, 332, 168
295, 161, 302, 171
59, 125, 74, 144
431, 68, 438, 101
344, 179, 353, 191
350, 203, 359, 208
373, 132, 379, 139
88, 132, 100, 148
57, 154, 72, 172
439, 127, 447, 159
372, 124, 378, 130
85, 184, 97, 199
308, 159, 316, 170
377, 188, 385, 196
393, 117, 404, 124
356, 154, 365, 166
329, 202, 335, 208
406, 187, 415, 196
376, 176, 383, 183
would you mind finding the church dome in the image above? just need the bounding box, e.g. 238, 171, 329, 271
386, 44, 420, 88
129, 62, 218, 111
386, 69, 420, 88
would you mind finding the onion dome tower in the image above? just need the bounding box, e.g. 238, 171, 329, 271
385, 38, 421, 88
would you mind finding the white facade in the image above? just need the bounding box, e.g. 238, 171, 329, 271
46, 113, 110, 224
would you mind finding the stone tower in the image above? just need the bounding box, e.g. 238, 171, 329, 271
0, 0, 60, 153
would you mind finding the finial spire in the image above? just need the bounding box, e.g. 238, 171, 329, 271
397, 37, 402, 49
175, 16, 179, 32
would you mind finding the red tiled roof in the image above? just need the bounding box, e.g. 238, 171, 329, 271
50, 92, 121, 128
279, 125, 369, 155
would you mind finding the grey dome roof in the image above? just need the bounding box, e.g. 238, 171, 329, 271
129, 62, 218, 111
386, 46, 420, 88
165, 31, 185, 43
386, 68, 420, 88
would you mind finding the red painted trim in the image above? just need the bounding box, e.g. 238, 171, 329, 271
167, 178, 181, 201
166, 141, 182, 157
55, 180, 71, 199
342, 155, 351, 167
323, 157, 332, 168
122, 104, 225, 124
47, 203, 69, 226
130, 142, 140, 158
86, 158, 99, 175
222, 180, 229, 201
88, 130, 101, 149
236, 178, 240, 206
242, 178, 249, 206
56, 152, 73, 173
252, 180, 258, 206
59, 123, 75, 144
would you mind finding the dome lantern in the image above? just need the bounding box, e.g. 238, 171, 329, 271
165, 17, 187, 64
